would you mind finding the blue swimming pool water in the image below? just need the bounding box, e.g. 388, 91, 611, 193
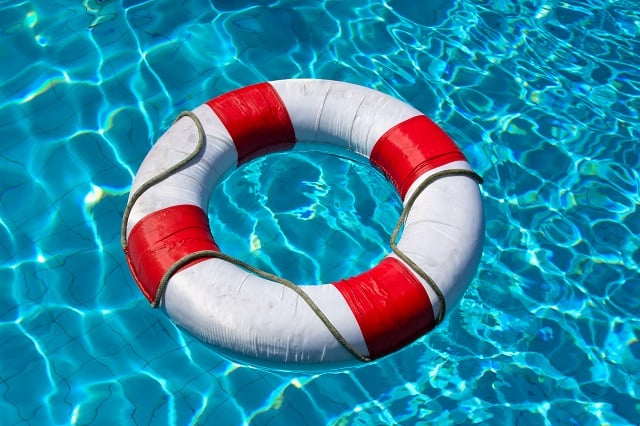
209, 143, 403, 285
1, 0, 639, 425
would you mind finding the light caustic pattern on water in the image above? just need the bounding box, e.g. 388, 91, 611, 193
0, 0, 638, 424
209, 143, 402, 286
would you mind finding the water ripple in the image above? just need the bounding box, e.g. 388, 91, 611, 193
0, 0, 639, 424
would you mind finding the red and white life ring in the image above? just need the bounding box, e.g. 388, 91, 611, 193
122, 79, 483, 366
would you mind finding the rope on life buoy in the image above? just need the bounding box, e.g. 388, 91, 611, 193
121, 110, 482, 362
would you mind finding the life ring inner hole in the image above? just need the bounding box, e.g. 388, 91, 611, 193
207, 142, 403, 285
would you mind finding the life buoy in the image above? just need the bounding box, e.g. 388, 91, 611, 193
122, 79, 484, 366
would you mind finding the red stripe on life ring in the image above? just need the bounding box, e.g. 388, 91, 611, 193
206, 82, 297, 163
370, 115, 466, 198
333, 257, 435, 359
125, 205, 218, 303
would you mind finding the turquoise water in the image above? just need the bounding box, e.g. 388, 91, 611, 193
209, 143, 403, 285
1, 0, 639, 425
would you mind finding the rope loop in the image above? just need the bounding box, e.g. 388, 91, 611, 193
389, 169, 483, 325
121, 110, 482, 362
120, 111, 205, 249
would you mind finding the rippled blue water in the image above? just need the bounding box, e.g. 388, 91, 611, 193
209, 143, 403, 285
1, 1, 638, 425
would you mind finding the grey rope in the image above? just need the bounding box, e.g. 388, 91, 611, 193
120, 111, 205, 249
389, 169, 483, 326
121, 110, 482, 362
154, 249, 372, 362
120, 111, 371, 361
